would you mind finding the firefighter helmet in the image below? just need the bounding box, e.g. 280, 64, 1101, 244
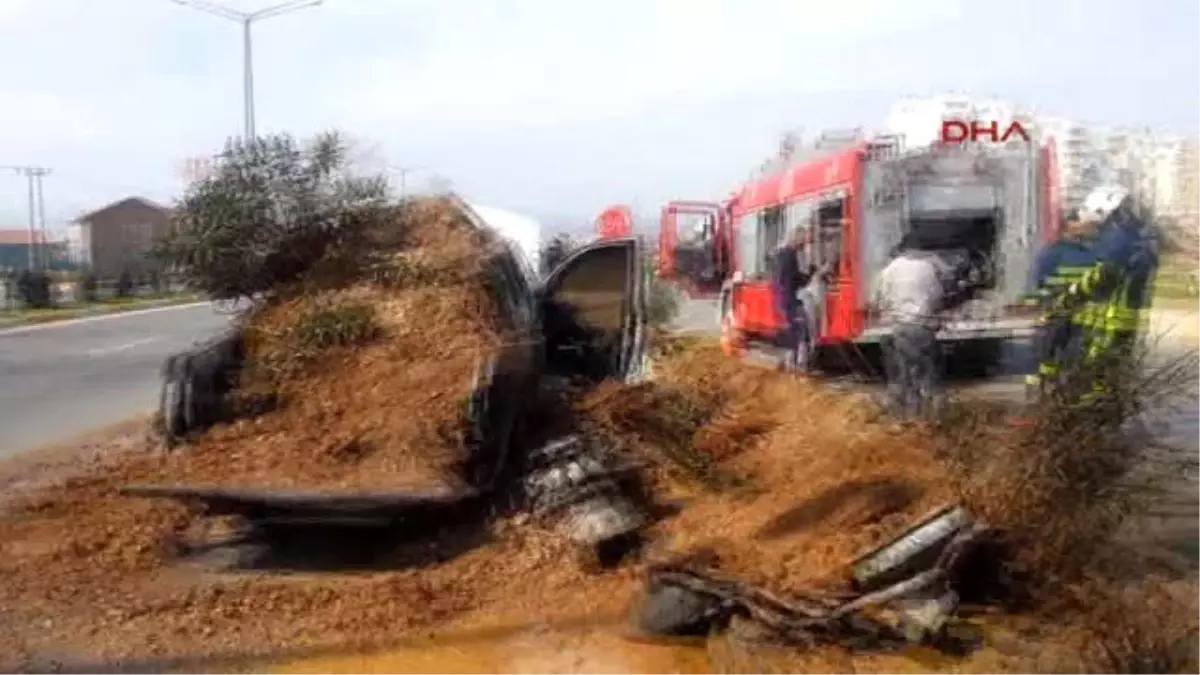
1080, 185, 1130, 224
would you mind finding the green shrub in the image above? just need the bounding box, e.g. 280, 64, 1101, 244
16, 270, 53, 309
78, 270, 99, 303
151, 131, 393, 301
289, 300, 381, 352
646, 265, 680, 329
115, 270, 135, 298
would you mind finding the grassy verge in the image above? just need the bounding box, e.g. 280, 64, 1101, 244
0, 292, 204, 326
1154, 265, 1199, 308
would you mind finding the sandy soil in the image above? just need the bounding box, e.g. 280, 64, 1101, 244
0, 342, 1194, 674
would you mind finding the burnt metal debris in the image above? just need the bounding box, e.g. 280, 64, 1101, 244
634, 506, 990, 650
523, 435, 648, 547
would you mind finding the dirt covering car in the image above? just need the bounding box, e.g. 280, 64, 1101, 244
136, 196, 652, 559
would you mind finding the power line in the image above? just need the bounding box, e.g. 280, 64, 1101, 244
169, 0, 324, 140
2, 165, 51, 271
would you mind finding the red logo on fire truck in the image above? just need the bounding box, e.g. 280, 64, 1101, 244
940, 120, 1031, 146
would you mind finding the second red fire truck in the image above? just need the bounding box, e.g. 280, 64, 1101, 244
657, 130, 1063, 362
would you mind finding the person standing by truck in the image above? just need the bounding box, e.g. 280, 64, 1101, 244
773, 228, 814, 374
873, 236, 947, 421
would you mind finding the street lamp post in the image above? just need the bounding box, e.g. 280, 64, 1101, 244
169, 0, 324, 140
386, 166, 426, 200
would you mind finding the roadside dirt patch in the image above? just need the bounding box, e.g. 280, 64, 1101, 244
581, 342, 958, 590
1, 339, 1195, 673
0, 417, 155, 504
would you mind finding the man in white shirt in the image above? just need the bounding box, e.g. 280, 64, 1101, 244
873, 237, 947, 420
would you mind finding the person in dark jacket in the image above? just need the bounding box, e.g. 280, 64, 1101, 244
773, 228, 814, 373
1022, 209, 1100, 397
1053, 187, 1158, 406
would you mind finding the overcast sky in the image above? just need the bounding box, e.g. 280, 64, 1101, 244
1, 0, 1197, 231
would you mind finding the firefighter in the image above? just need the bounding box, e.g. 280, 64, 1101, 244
874, 235, 947, 421
1046, 185, 1157, 408
1022, 208, 1101, 398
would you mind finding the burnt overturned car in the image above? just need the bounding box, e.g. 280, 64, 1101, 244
130, 197, 650, 562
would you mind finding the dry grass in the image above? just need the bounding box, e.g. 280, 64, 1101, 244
930, 341, 1200, 594
1036, 578, 1200, 674
0, 285, 1194, 672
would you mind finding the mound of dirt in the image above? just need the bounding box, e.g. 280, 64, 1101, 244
189, 197, 509, 493
0, 331, 1194, 672
0, 336, 960, 662
579, 341, 962, 590
0, 197, 524, 668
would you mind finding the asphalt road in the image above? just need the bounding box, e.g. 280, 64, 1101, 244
0, 304, 234, 457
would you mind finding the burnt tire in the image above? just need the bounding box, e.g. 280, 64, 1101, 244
159, 363, 188, 444
634, 582, 724, 637
157, 328, 247, 445
179, 370, 199, 436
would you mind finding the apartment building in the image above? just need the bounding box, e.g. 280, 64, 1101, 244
1172, 140, 1199, 244
1038, 116, 1102, 212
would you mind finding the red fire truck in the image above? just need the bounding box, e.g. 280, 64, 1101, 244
658, 131, 1063, 361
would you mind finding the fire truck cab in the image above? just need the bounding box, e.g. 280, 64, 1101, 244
657, 200, 731, 297
664, 130, 1063, 366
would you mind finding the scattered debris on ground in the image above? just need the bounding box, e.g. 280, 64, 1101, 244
0, 196, 1196, 672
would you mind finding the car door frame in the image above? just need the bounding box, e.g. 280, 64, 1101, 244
537, 236, 647, 383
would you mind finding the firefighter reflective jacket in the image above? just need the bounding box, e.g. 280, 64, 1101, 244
1053, 215, 1156, 337
1025, 237, 1101, 326
1023, 237, 1100, 389
1051, 214, 1158, 390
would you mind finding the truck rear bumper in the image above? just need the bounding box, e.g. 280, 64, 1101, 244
856, 317, 1039, 344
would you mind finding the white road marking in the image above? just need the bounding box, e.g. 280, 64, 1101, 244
0, 302, 212, 337
83, 336, 162, 357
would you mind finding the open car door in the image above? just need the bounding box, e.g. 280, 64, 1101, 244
539, 237, 647, 383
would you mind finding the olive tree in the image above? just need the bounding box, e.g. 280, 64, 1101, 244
152, 131, 392, 301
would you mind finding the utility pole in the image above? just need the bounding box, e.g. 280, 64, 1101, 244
386, 166, 424, 200
2, 165, 51, 271
169, 0, 323, 140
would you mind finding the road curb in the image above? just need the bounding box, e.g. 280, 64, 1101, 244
0, 301, 213, 337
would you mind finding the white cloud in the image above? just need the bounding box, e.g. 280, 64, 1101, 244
0, 91, 100, 147
338, 0, 964, 128
0, 0, 1193, 226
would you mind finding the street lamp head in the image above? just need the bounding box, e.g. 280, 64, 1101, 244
250, 0, 325, 21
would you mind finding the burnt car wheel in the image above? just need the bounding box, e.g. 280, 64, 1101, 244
159, 357, 189, 443
633, 581, 725, 637
157, 328, 246, 444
